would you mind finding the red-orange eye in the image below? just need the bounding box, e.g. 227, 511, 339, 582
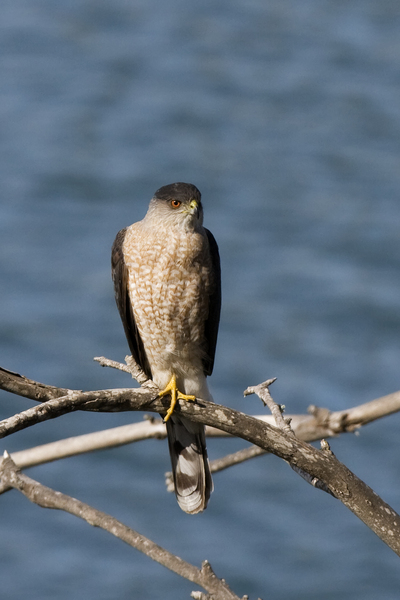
171, 200, 181, 208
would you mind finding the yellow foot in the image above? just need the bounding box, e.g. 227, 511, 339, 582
158, 374, 196, 422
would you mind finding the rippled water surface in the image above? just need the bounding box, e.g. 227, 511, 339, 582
1, 1, 400, 599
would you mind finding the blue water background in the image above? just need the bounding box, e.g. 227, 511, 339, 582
1, 1, 400, 598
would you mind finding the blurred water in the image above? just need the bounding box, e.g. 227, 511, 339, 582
1, 1, 400, 599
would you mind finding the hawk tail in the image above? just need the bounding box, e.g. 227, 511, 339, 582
166, 415, 213, 514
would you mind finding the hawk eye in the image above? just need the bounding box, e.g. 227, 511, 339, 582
171, 200, 181, 208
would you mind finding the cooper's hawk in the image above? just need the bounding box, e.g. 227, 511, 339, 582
111, 182, 221, 514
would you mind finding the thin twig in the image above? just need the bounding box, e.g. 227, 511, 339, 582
209, 446, 266, 473
244, 378, 294, 436
93, 356, 132, 375
93, 355, 157, 389
124, 355, 158, 388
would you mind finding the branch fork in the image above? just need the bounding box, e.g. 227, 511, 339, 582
244, 378, 294, 436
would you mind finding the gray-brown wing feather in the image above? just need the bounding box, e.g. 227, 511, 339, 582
111, 228, 152, 379
202, 228, 221, 376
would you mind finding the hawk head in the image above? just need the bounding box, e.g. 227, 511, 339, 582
146, 182, 204, 230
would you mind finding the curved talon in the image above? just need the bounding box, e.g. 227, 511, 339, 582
158, 374, 196, 422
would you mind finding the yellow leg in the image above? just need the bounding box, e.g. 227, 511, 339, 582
158, 374, 196, 422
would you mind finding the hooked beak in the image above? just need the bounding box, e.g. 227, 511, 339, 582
189, 199, 199, 218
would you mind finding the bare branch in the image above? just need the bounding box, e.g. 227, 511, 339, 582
2, 365, 400, 555
305, 392, 400, 435
0, 453, 241, 600
4, 394, 394, 485
12, 419, 167, 466
2, 363, 400, 436
0, 418, 233, 488
0, 387, 156, 438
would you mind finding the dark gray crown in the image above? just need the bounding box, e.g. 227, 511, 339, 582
154, 182, 201, 203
